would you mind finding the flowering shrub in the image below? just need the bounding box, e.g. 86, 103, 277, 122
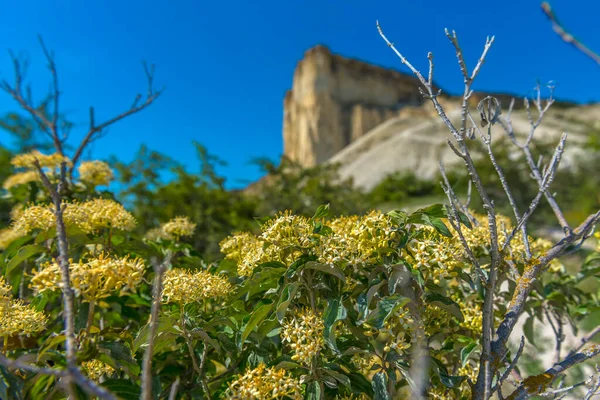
0, 18, 599, 400
2, 151, 598, 399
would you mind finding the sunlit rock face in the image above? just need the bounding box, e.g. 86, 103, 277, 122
282, 45, 595, 190
282, 45, 425, 168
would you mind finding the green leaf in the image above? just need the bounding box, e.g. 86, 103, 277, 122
5, 244, 45, 275
101, 379, 140, 400
440, 372, 465, 388
372, 371, 390, 400
286, 254, 317, 278
98, 341, 140, 378
239, 264, 286, 299
366, 295, 410, 329
460, 342, 478, 367
323, 298, 347, 354
386, 209, 408, 225
425, 293, 464, 322
311, 203, 330, 220
305, 381, 322, 400
347, 372, 374, 396
0, 363, 23, 400
38, 334, 67, 359
132, 316, 179, 354
388, 264, 410, 295
305, 262, 346, 283
239, 299, 274, 349
407, 204, 471, 234
523, 315, 535, 345
276, 282, 301, 322
321, 368, 351, 387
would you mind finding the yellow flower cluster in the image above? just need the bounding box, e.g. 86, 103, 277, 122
161, 216, 196, 239
12, 199, 136, 235
260, 210, 314, 249
2, 170, 40, 190
78, 161, 114, 187
424, 304, 456, 337
82, 359, 115, 381
220, 231, 277, 276
30, 253, 145, 302
12, 204, 56, 233
0, 277, 12, 298
280, 308, 325, 366
10, 204, 24, 221
145, 217, 197, 242
0, 228, 23, 250
79, 198, 136, 232
161, 268, 232, 304
224, 363, 303, 400
0, 278, 48, 338
145, 227, 171, 242
351, 353, 379, 376
404, 230, 462, 282
220, 210, 399, 276
454, 297, 483, 334
11, 150, 71, 169
318, 212, 398, 266
220, 231, 258, 263
336, 394, 370, 400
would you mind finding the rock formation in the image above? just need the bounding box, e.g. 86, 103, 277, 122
281, 45, 592, 191
282, 45, 431, 167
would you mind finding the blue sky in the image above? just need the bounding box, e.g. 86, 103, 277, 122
0, 0, 598, 189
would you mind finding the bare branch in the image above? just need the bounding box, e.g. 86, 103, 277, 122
1, 51, 63, 154
507, 344, 600, 399
439, 162, 482, 274
141, 252, 173, 400
566, 327, 600, 359
168, 377, 181, 400
37, 35, 61, 142
541, 2, 600, 66
377, 22, 502, 397
493, 335, 525, 397
69, 63, 162, 176
492, 209, 600, 368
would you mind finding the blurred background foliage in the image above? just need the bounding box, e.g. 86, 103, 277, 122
1, 111, 599, 261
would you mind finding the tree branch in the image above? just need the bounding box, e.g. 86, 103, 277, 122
141, 252, 172, 400
69, 62, 163, 176
541, 2, 600, 66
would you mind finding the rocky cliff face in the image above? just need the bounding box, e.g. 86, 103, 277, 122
281, 45, 593, 190
282, 45, 430, 167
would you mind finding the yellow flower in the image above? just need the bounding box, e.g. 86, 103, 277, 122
11, 150, 71, 169
260, 210, 314, 249
316, 211, 398, 267
224, 363, 303, 400
79, 198, 136, 232
12, 204, 55, 233
11, 202, 100, 235
30, 253, 145, 302
78, 161, 114, 187
0, 297, 48, 337
0, 277, 12, 298
281, 308, 325, 366
10, 204, 25, 221
82, 359, 115, 381
162, 268, 232, 304
220, 232, 279, 276
145, 227, 172, 241
161, 216, 196, 239
2, 170, 40, 189
219, 231, 258, 262
0, 228, 24, 250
